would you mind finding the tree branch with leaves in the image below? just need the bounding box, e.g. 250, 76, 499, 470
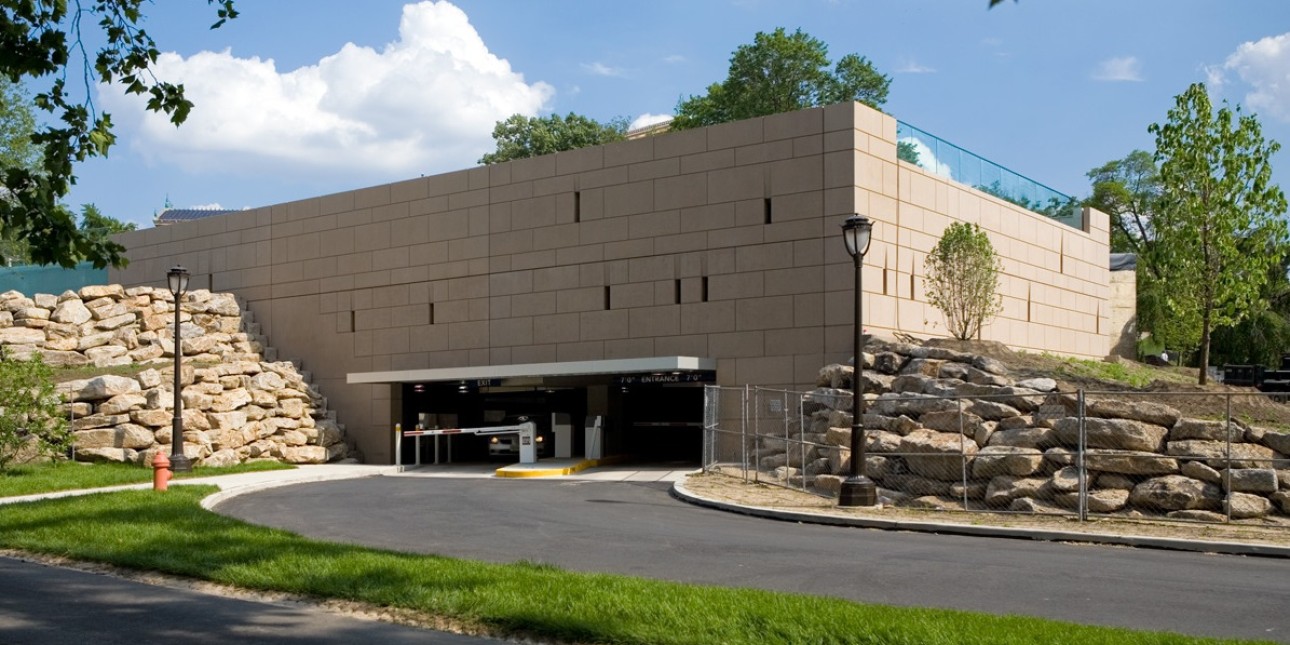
0, 0, 236, 268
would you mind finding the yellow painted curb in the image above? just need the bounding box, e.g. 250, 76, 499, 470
495, 459, 599, 478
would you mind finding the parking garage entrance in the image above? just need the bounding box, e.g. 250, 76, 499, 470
347, 357, 716, 467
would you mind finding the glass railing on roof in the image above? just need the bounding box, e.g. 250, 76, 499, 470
896, 120, 1083, 230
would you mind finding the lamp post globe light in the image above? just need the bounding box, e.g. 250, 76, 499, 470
168, 266, 193, 472
839, 214, 876, 507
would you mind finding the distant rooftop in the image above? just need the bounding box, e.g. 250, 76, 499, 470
154, 208, 240, 227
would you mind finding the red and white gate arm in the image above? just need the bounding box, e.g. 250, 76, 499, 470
395, 421, 537, 466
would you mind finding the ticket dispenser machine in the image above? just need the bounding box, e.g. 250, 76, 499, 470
516, 420, 537, 464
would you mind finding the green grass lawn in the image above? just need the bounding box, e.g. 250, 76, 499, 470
0, 487, 1267, 645
0, 460, 294, 498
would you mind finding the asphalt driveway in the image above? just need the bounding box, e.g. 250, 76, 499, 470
215, 474, 1290, 643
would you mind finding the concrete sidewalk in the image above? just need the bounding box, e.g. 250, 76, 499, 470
0, 463, 403, 508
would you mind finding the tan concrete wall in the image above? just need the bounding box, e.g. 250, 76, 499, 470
1109, 269, 1138, 359
112, 102, 1111, 462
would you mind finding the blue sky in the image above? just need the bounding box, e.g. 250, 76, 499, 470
61, 0, 1290, 228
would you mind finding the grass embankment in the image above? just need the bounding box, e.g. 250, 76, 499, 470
0, 461, 293, 498
0, 488, 1266, 645
1036, 353, 1194, 389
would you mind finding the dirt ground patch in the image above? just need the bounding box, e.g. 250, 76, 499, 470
683, 473, 1290, 549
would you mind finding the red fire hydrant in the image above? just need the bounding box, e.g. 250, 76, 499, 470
152, 452, 172, 491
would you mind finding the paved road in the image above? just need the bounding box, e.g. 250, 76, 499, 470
216, 475, 1290, 643
0, 556, 502, 644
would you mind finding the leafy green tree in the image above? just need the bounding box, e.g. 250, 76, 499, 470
1148, 83, 1289, 384
672, 28, 890, 130
1082, 151, 1201, 359
1085, 150, 1161, 255
79, 203, 135, 236
480, 113, 628, 165
0, 79, 39, 266
0, 355, 68, 470
1208, 256, 1290, 367
0, 0, 237, 269
924, 222, 1003, 340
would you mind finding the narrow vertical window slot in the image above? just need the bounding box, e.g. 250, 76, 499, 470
882, 268, 889, 296
429, 303, 435, 325
701, 277, 709, 302
208, 274, 214, 291
909, 274, 915, 300
603, 286, 611, 310
575, 191, 582, 223
763, 198, 772, 224
674, 279, 682, 304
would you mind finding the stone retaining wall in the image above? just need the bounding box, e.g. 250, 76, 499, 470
755, 341, 1290, 522
1, 285, 353, 466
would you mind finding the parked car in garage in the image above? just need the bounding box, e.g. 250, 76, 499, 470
487, 415, 550, 460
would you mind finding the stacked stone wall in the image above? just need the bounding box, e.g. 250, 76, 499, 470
755, 340, 1290, 522
0, 285, 352, 466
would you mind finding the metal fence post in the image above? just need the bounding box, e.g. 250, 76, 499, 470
1077, 389, 1087, 522
958, 395, 969, 509
1225, 392, 1233, 523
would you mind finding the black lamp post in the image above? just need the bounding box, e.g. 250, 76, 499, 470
168, 266, 193, 472
838, 214, 876, 507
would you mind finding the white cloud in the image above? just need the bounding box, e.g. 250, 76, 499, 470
898, 137, 953, 178
896, 60, 936, 74
1220, 32, 1290, 122
663, 54, 686, 64
1092, 56, 1143, 82
582, 62, 624, 77
629, 113, 672, 131
101, 1, 553, 180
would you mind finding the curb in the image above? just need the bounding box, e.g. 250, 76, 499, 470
670, 481, 1290, 559
495, 459, 598, 478
199, 466, 404, 511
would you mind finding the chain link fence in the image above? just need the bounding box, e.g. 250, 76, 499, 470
703, 385, 1290, 525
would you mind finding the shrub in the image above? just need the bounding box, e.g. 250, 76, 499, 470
924, 222, 1003, 340
0, 354, 70, 470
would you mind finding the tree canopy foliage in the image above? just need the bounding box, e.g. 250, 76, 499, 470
1084, 150, 1161, 255
672, 28, 890, 130
479, 113, 628, 165
0, 0, 237, 268
924, 222, 1003, 340
1147, 83, 1288, 384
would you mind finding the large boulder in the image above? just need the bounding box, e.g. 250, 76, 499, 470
68, 375, 141, 402
1084, 449, 1179, 476
988, 427, 1058, 450
900, 429, 977, 481
1085, 400, 1180, 428
1055, 489, 1130, 513
1166, 440, 1277, 468
985, 475, 1049, 508
1053, 417, 1169, 452
51, 299, 93, 325
1227, 492, 1272, 519
920, 410, 985, 436
1170, 418, 1243, 442
972, 446, 1044, 478
1129, 475, 1222, 512
1226, 468, 1278, 494
0, 327, 46, 344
